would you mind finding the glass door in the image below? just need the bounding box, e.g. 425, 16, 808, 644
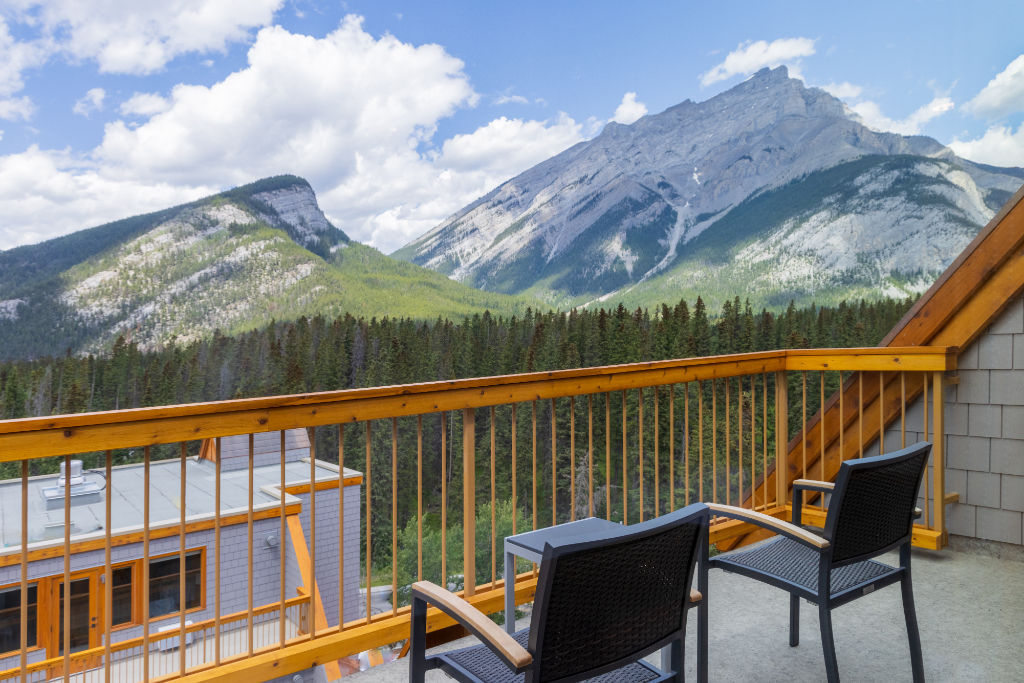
57, 578, 92, 654
48, 574, 101, 674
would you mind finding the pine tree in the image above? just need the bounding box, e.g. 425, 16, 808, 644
691, 297, 711, 357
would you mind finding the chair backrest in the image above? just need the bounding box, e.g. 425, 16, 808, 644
824, 442, 932, 565
526, 503, 708, 683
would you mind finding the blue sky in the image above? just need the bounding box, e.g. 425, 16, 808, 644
1, 0, 1022, 252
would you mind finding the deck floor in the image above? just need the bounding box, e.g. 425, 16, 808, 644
353, 544, 1024, 682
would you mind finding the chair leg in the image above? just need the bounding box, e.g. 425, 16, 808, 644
662, 637, 683, 682
411, 596, 428, 683
901, 575, 925, 683
818, 602, 839, 683
789, 594, 799, 647
698, 558, 709, 683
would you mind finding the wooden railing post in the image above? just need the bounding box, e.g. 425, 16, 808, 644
775, 371, 788, 507
463, 408, 476, 596
932, 372, 946, 547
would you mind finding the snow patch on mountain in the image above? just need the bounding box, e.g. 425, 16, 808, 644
0, 299, 24, 321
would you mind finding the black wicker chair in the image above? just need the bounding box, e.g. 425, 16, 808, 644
410, 503, 709, 682
705, 441, 932, 683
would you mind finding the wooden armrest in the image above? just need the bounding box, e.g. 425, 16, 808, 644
793, 479, 834, 492
708, 504, 830, 549
411, 581, 532, 670
690, 589, 702, 604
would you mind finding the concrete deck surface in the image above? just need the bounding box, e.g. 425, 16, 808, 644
350, 544, 1024, 682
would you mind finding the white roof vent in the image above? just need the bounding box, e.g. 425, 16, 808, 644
41, 460, 103, 506
59, 460, 85, 488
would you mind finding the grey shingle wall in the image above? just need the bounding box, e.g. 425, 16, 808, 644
867, 294, 1024, 546
945, 294, 1024, 544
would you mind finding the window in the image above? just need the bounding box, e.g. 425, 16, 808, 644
111, 566, 133, 626
0, 584, 36, 653
149, 552, 202, 618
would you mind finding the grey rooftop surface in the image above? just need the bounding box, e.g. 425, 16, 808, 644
0, 429, 360, 553
353, 543, 1024, 682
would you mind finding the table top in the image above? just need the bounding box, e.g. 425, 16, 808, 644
504, 517, 622, 559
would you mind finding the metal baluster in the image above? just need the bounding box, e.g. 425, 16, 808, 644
638, 388, 644, 522
248, 435, 255, 656
569, 397, 575, 522
365, 422, 372, 623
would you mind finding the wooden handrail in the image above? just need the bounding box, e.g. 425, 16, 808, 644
0, 347, 953, 461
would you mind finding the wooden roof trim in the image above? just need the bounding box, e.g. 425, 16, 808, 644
0, 502, 301, 568
881, 181, 1024, 347
285, 515, 342, 680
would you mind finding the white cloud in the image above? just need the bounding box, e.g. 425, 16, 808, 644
611, 92, 647, 124
324, 112, 584, 250
438, 114, 581, 171
0, 2, 281, 123
850, 96, 954, 135
949, 124, 1024, 167
6, 0, 282, 75
494, 93, 529, 105
0, 15, 588, 253
701, 37, 816, 87
819, 81, 862, 99
119, 92, 170, 117
963, 54, 1024, 119
72, 87, 105, 116
0, 95, 33, 121
0, 146, 213, 249
95, 16, 477, 188
0, 15, 50, 117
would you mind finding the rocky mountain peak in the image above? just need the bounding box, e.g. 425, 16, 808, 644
253, 180, 339, 247
226, 174, 348, 257
396, 70, 1023, 312
0, 174, 532, 359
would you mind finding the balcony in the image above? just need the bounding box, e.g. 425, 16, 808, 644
0, 346, 988, 682
354, 542, 1023, 682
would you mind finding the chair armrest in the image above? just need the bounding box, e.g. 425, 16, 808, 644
410, 581, 533, 671
708, 504, 830, 550
792, 479, 834, 493
792, 479, 834, 527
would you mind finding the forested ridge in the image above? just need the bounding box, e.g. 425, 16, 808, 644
0, 295, 914, 585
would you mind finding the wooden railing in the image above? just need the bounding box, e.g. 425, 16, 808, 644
0, 347, 955, 682
0, 597, 307, 682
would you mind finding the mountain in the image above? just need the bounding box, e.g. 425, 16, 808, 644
0, 176, 534, 359
394, 67, 1024, 310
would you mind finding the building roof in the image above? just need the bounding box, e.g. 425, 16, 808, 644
0, 429, 360, 554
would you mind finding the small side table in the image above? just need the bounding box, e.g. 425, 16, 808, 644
502, 517, 622, 633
